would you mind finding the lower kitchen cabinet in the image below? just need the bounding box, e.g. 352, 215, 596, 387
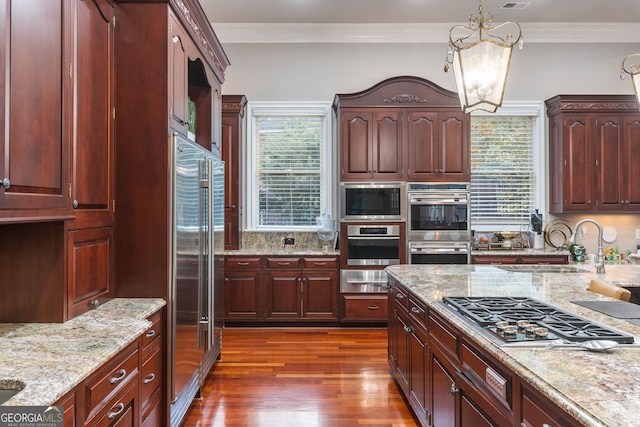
53, 309, 164, 427
520, 384, 582, 427
340, 294, 388, 322
388, 277, 582, 427
224, 257, 262, 320
225, 255, 339, 323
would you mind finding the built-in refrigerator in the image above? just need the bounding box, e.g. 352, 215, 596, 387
170, 133, 224, 426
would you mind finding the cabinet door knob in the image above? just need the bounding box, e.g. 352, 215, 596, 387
73, 200, 79, 208
450, 383, 460, 394
1, 178, 9, 189
145, 329, 156, 339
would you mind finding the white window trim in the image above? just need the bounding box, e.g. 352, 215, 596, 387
470, 101, 546, 232
244, 101, 333, 232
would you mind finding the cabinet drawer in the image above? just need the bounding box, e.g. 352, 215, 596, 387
266, 257, 299, 269
302, 257, 338, 269
429, 312, 459, 359
461, 342, 512, 409
393, 285, 409, 310
141, 311, 162, 353
140, 342, 162, 407
342, 295, 388, 320
226, 257, 261, 269
84, 342, 138, 423
90, 379, 138, 427
408, 297, 427, 328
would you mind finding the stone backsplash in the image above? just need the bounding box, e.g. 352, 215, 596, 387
242, 231, 329, 251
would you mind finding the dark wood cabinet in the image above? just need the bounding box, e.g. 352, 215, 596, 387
407, 111, 470, 181
546, 95, 640, 213
67, 226, 114, 318
334, 76, 470, 183
72, 0, 115, 229
224, 257, 263, 320
0, 0, 71, 221
388, 279, 584, 427
339, 109, 405, 180
222, 95, 247, 250
225, 255, 339, 323
340, 294, 388, 322
169, 11, 189, 134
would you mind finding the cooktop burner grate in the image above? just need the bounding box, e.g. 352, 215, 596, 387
442, 296, 635, 344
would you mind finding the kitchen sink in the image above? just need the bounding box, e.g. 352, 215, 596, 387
496, 265, 587, 274
0, 380, 25, 405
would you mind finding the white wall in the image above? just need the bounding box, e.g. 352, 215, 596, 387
220, 41, 640, 258
220, 42, 638, 101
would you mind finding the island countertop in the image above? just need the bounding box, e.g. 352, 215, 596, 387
0, 298, 166, 407
385, 263, 640, 427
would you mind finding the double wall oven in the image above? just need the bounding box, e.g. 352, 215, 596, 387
340, 182, 406, 293
406, 182, 470, 264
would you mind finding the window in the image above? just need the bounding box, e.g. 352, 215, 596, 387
470, 102, 545, 230
245, 102, 333, 231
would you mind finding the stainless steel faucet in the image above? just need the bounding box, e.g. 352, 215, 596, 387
569, 219, 605, 275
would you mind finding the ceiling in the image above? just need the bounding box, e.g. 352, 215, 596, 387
201, 0, 638, 24
199, 0, 640, 43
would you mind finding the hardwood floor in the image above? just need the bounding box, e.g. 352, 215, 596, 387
182, 327, 417, 427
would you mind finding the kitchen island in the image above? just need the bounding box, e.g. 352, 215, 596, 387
386, 263, 640, 427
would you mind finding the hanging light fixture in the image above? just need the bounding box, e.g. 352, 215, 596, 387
444, 0, 523, 113
621, 53, 640, 109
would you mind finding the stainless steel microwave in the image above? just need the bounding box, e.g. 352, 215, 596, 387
340, 182, 406, 221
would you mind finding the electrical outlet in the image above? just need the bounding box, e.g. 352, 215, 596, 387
579, 226, 587, 239
284, 237, 295, 245
636, 229, 640, 240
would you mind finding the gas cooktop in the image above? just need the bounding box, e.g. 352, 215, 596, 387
441, 296, 635, 345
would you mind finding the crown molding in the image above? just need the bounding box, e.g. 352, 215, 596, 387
212, 22, 640, 44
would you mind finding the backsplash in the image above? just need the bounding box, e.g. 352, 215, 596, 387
241, 232, 326, 251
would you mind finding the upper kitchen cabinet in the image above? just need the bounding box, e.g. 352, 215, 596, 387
339, 109, 404, 181
222, 95, 247, 250
0, 0, 72, 222
546, 95, 640, 213
72, 0, 115, 229
334, 76, 470, 182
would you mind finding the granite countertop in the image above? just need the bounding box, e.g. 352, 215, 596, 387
225, 248, 339, 256
0, 298, 166, 407
386, 263, 640, 427
471, 248, 571, 256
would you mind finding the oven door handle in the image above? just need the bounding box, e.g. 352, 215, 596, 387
347, 236, 399, 240
409, 196, 469, 204
410, 246, 469, 255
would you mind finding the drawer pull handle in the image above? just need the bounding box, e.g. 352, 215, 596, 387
107, 403, 125, 419
314, 262, 326, 266
237, 262, 249, 266
145, 329, 156, 339
396, 293, 404, 299
450, 383, 460, 395
411, 307, 421, 314
144, 373, 156, 384
367, 305, 380, 310
403, 325, 412, 333
110, 369, 126, 384
277, 262, 290, 266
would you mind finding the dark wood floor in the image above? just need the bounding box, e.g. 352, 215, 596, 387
182, 327, 417, 427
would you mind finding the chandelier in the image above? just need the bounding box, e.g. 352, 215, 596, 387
444, 0, 523, 113
621, 53, 640, 110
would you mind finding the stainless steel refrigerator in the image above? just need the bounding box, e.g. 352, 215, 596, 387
170, 133, 224, 426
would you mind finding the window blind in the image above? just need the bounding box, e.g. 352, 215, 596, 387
470, 115, 538, 226
252, 114, 324, 227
